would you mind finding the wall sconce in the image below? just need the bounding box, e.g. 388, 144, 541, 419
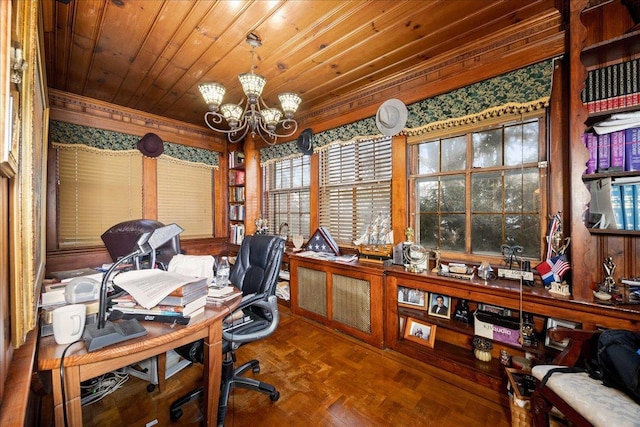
10, 42, 27, 84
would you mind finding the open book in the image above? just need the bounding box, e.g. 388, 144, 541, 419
113, 269, 208, 309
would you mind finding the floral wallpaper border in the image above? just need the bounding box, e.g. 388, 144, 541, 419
260, 59, 554, 165
49, 120, 219, 168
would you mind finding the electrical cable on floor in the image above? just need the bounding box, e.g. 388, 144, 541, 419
80, 369, 129, 406
60, 339, 83, 427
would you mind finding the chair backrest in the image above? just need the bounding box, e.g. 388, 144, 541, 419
101, 219, 182, 269
229, 235, 285, 297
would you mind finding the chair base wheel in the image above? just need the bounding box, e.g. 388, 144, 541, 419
270, 390, 280, 401
170, 408, 183, 422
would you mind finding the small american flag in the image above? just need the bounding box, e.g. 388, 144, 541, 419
551, 254, 570, 280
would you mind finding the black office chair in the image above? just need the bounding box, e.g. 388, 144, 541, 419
101, 219, 182, 270
169, 234, 286, 426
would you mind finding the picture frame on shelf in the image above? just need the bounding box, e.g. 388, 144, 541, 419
403, 317, 437, 348
544, 318, 582, 350
428, 293, 451, 319
398, 315, 406, 336
397, 286, 427, 310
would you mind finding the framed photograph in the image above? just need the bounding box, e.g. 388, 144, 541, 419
545, 318, 581, 350
398, 286, 427, 310
403, 317, 437, 348
428, 293, 451, 319
398, 315, 406, 336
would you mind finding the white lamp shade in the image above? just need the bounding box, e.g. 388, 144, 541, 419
279, 92, 302, 118
238, 72, 266, 101
261, 108, 282, 128
198, 82, 226, 109
220, 103, 244, 127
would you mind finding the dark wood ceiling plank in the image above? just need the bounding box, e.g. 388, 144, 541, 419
81, 0, 164, 102
139, 0, 284, 119
278, 0, 551, 110
63, 0, 106, 95
43, 0, 561, 129
111, 0, 199, 107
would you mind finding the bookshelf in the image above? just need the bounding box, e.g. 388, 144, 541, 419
568, 0, 640, 300
228, 151, 245, 245
578, 52, 640, 235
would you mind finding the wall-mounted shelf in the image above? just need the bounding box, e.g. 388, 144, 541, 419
581, 28, 640, 68
228, 151, 245, 244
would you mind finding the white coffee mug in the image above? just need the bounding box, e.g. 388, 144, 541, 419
52, 304, 87, 345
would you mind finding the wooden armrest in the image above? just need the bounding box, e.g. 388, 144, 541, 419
550, 327, 601, 366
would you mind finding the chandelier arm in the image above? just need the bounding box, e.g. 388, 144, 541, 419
204, 111, 250, 136
254, 118, 299, 145
199, 33, 300, 144
228, 125, 250, 144
254, 125, 279, 145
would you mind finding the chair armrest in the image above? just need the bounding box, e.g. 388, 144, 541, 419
550, 327, 601, 366
222, 295, 279, 344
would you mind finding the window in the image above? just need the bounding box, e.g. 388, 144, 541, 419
56, 146, 143, 247
319, 138, 392, 245
410, 117, 545, 260
157, 157, 213, 238
262, 156, 310, 237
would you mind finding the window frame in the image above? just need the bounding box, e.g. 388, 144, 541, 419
262, 155, 311, 239
318, 137, 393, 246
408, 114, 548, 264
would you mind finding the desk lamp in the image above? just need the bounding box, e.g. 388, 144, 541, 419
83, 223, 184, 352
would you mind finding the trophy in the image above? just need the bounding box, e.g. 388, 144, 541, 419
547, 212, 570, 256
255, 213, 268, 235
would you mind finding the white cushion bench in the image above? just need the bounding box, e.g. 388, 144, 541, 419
530, 328, 640, 427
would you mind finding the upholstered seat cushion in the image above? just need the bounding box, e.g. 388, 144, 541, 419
532, 365, 640, 427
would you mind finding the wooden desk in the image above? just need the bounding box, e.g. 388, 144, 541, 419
38, 299, 240, 426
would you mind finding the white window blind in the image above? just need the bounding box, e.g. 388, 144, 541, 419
319, 138, 392, 244
57, 146, 143, 247
262, 156, 310, 237
157, 157, 213, 238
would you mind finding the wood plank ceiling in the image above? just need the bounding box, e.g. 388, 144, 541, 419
41, 0, 560, 133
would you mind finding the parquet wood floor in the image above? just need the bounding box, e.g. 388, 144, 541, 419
78, 305, 511, 426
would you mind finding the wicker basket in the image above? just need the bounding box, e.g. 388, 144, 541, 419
509, 395, 531, 427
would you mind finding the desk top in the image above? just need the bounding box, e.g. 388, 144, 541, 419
38, 299, 240, 372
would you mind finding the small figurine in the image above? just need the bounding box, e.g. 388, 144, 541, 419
255, 213, 268, 235
520, 312, 537, 347
453, 299, 471, 324
431, 248, 441, 273
603, 256, 616, 293
404, 227, 414, 243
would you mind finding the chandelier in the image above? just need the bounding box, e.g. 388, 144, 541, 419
198, 33, 302, 145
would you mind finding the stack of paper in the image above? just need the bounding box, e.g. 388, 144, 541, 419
207, 286, 241, 304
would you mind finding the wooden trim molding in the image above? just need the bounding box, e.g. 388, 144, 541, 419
294, 10, 565, 136
48, 88, 226, 152
0, 327, 38, 425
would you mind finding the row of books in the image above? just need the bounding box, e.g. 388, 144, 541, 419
110, 277, 208, 324
583, 127, 640, 173
230, 186, 245, 202
230, 204, 245, 221
229, 151, 245, 169
621, 278, 640, 304
230, 223, 245, 245
581, 58, 639, 114
588, 177, 640, 231
229, 169, 245, 186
